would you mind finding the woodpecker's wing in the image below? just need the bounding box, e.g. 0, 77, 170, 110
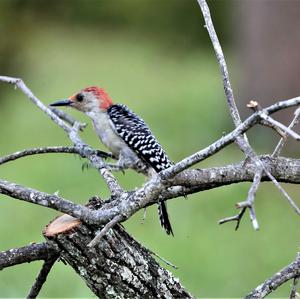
107, 104, 172, 172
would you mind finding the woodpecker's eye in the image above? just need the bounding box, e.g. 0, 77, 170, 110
76, 93, 84, 102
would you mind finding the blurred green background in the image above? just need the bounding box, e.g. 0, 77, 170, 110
0, 0, 299, 298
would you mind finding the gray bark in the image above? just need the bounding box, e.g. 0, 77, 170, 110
45, 220, 193, 299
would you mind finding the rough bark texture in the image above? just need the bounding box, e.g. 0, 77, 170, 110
0, 243, 55, 270
45, 222, 193, 299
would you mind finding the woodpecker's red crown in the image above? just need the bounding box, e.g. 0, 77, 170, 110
69, 86, 113, 110
50, 86, 114, 113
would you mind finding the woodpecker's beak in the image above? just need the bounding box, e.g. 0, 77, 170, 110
50, 99, 73, 107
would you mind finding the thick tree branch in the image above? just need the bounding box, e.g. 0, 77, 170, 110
1, 156, 299, 230
44, 222, 193, 298
0, 243, 56, 270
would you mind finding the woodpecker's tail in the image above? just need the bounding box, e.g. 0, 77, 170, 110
158, 201, 174, 236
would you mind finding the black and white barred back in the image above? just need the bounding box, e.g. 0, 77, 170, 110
107, 104, 174, 235
107, 104, 172, 172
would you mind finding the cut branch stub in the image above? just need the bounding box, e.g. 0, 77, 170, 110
44, 214, 81, 237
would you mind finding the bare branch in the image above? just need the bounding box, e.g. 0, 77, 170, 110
0, 156, 299, 230
260, 113, 300, 141
197, 0, 241, 126
245, 253, 300, 298
220, 171, 262, 230
0, 76, 71, 132
0, 179, 102, 225
196, 0, 259, 167
0, 146, 112, 166
88, 214, 124, 247
273, 107, 300, 156
26, 255, 58, 299
196, 0, 300, 233
50, 107, 86, 130
0, 243, 56, 270
218, 207, 246, 230
160, 98, 300, 180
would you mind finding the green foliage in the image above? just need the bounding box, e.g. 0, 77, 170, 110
0, 10, 298, 299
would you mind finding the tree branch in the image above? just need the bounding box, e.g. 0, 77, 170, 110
44, 221, 193, 298
0, 243, 56, 270
196, 0, 300, 232
0, 156, 299, 230
273, 107, 300, 156
26, 255, 58, 299
245, 253, 300, 299
0, 146, 112, 166
220, 170, 262, 230
160, 99, 300, 180
0, 179, 102, 225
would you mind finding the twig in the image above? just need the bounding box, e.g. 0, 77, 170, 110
218, 207, 246, 230
0, 146, 112, 165
237, 170, 262, 230
260, 113, 300, 141
50, 107, 86, 130
220, 171, 262, 230
245, 252, 300, 298
197, 0, 257, 163
0, 243, 56, 270
197, 0, 241, 126
273, 107, 300, 157
26, 255, 58, 299
88, 214, 124, 247
148, 248, 178, 269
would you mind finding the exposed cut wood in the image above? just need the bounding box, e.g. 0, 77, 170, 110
44, 214, 81, 237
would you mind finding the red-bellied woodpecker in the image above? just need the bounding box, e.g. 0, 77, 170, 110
50, 86, 173, 235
